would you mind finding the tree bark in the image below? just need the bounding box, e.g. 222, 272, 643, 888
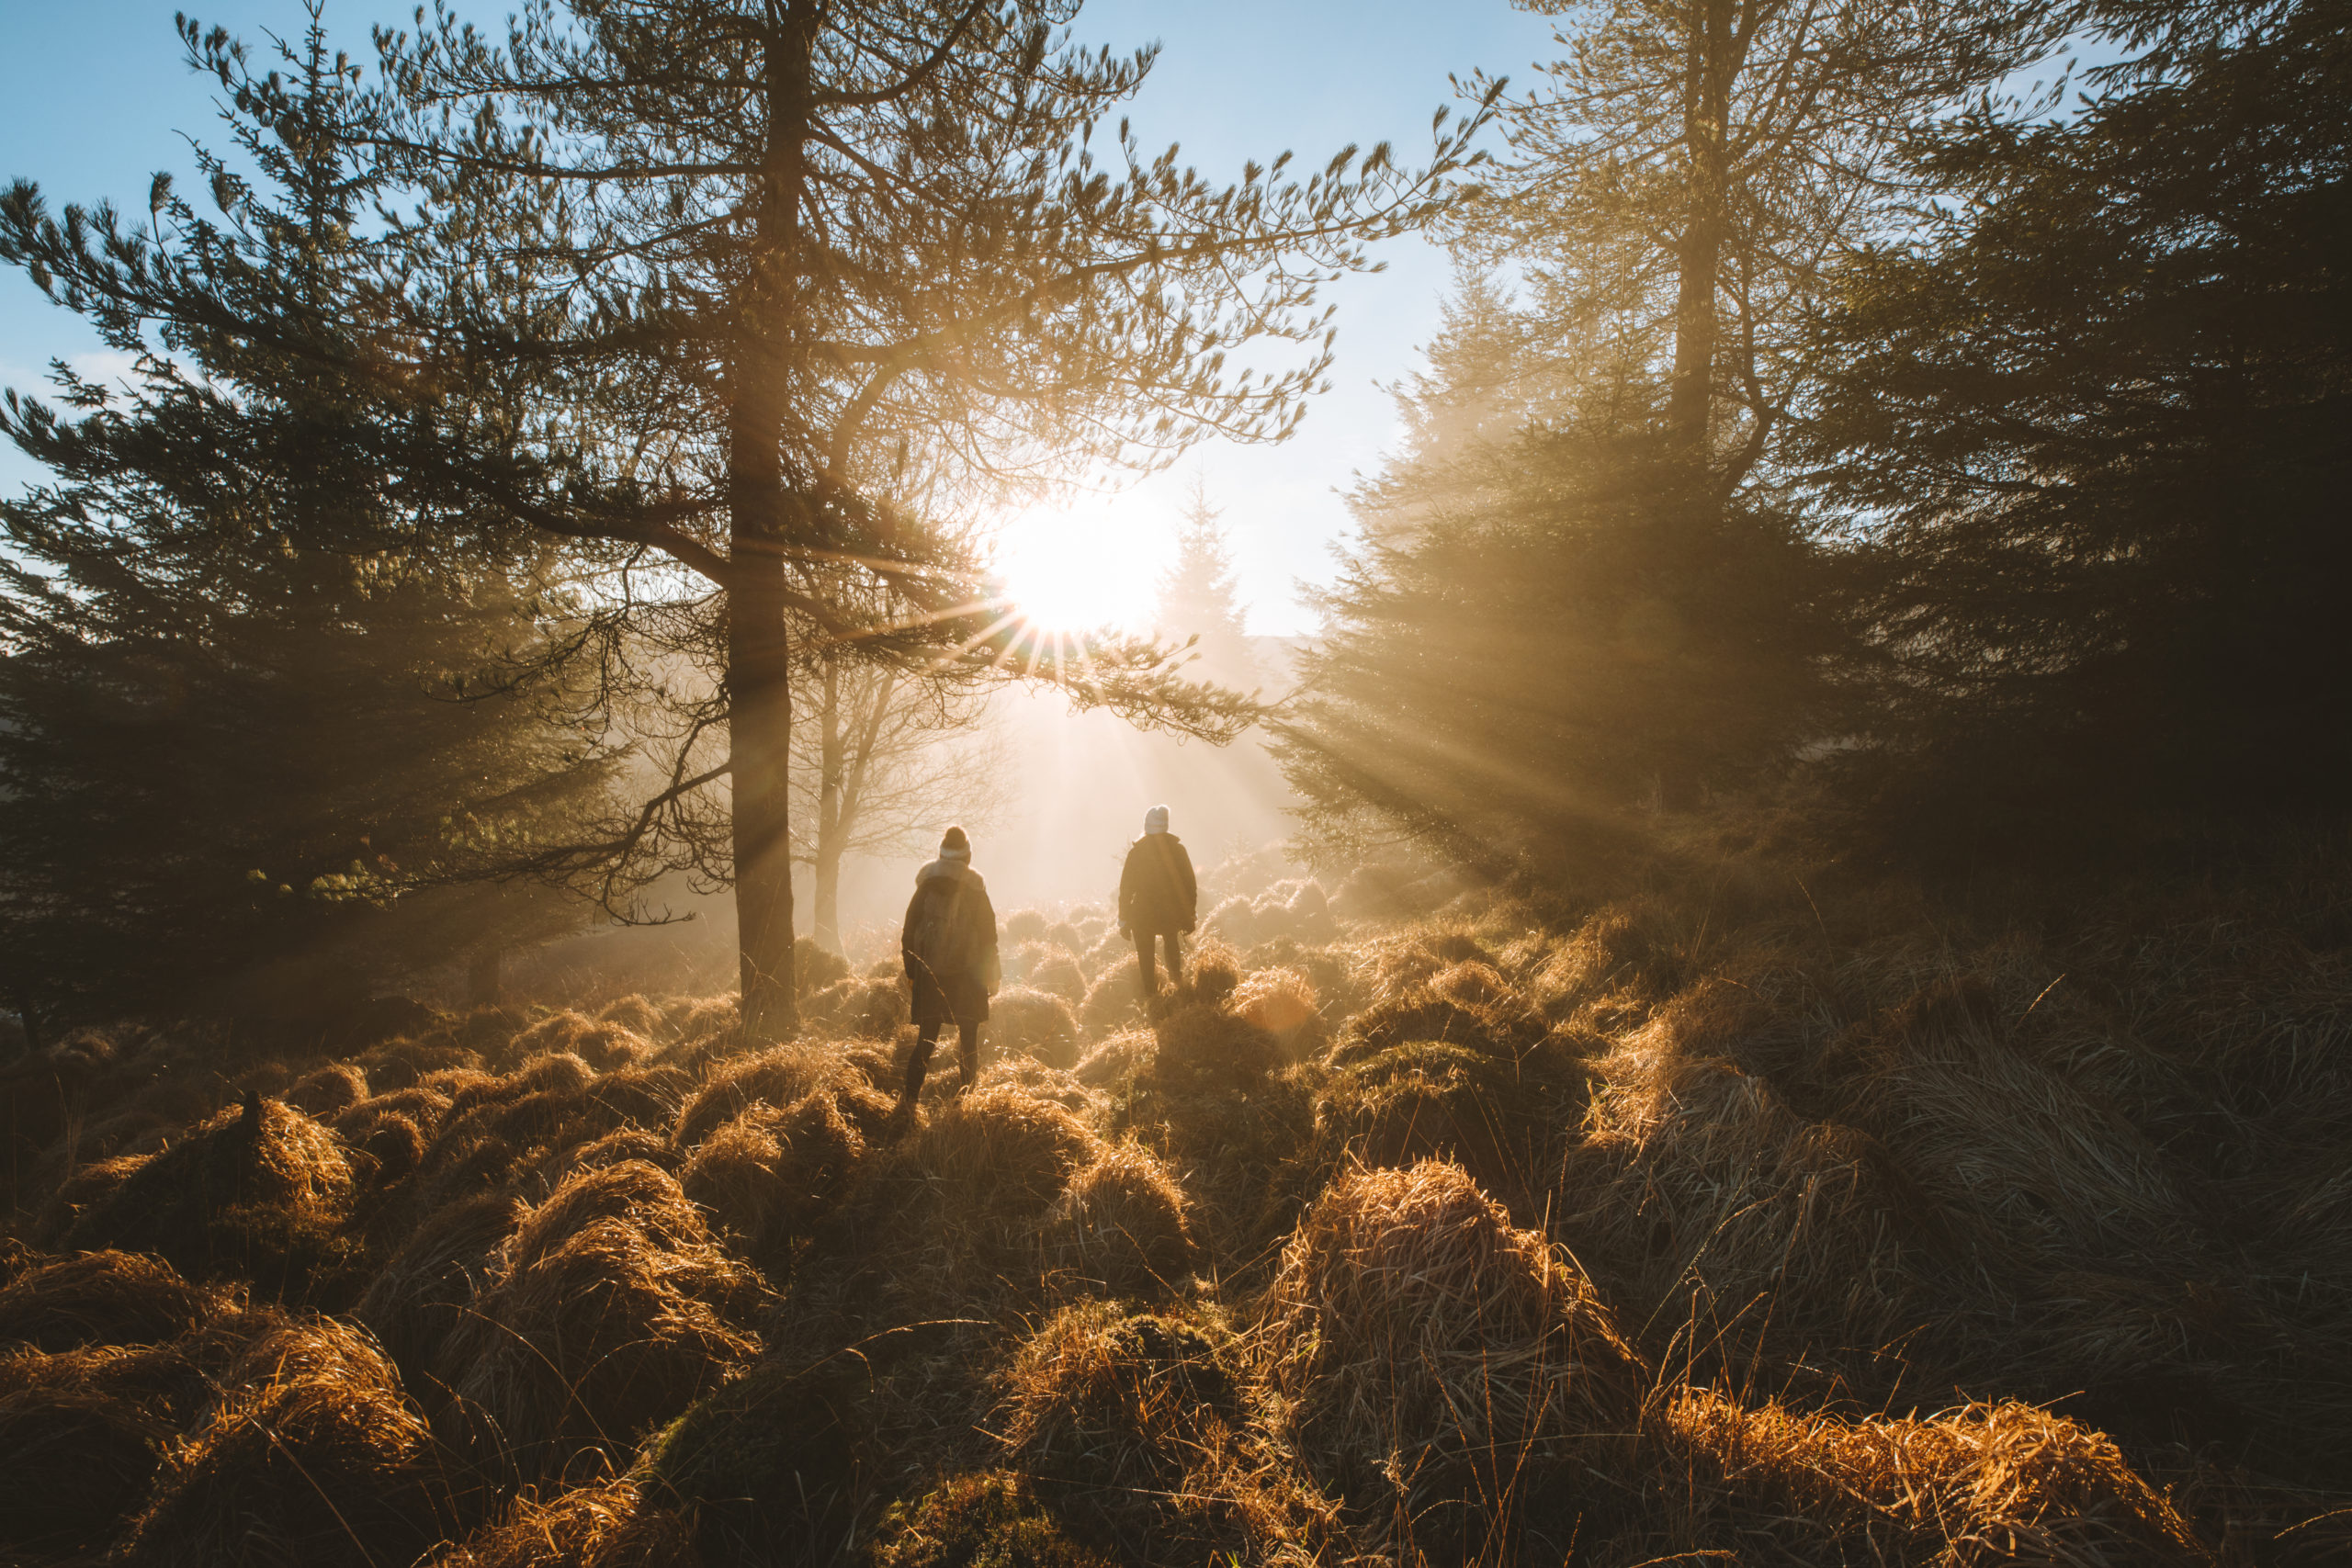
731, 11, 819, 1042
1668, 0, 1736, 457
814, 656, 846, 954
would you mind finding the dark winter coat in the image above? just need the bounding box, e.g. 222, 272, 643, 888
1118, 833, 1197, 935
902, 860, 1000, 1026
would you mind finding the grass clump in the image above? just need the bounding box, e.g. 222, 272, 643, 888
903, 1089, 1101, 1218
0, 1247, 224, 1351
445, 1474, 699, 1568
673, 1043, 834, 1149
61, 1097, 363, 1303
989, 987, 1081, 1071
865, 1471, 1113, 1568
432, 1160, 767, 1486
1651, 1387, 2216, 1566
0, 1348, 186, 1558
639, 1352, 876, 1563
115, 1314, 469, 1568
1263, 1159, 1643, 1562
1040, 1140, 1199, 1297
680, 1088, 867, 1271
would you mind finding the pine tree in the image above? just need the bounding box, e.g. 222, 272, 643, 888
1155, 483, 1261, 692
1797, 0, 2352, 848
1276, 0, 2038, 862
0, 5, 615, 1025
365, 0, 1490, 1035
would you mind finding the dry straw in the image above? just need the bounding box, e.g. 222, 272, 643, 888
117, 1314, 466, 1568
1042, 1139, 1200, 1296
1264, 1160, 1642, 1560
1658, 1386, 2217, 1565
433, 1160, 765, 1485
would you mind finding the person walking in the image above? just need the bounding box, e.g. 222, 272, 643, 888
1118, 804, 1196, 1008
896, 825, 1000, 1126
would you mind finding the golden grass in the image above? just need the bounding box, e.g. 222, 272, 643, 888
116, 1314, 466, 1568
1263, 1159, 1643, 1560
1656, 1386, 2216, 1566
15, 857, 2352, 1564
444, 1475, 698, 1568
432, 1161, 766, 1486
680, 1088, 866, 1267
989, 986, 1082, 1071
1042, 1140, 1199, 1296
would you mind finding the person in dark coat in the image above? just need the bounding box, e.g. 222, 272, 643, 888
897, 825, 1000, 1123
1118, 804, 1196, 1003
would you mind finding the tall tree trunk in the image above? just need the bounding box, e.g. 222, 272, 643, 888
731, 543, 797, 1037
730, 13, 818, 1042
814, 655, 846, 954
814, 845, 845, 954
1668, 0, 1735, 457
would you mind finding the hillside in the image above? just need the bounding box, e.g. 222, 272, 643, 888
3, 853, 2348, 1566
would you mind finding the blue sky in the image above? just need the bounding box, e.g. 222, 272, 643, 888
0, 0, 1563, 634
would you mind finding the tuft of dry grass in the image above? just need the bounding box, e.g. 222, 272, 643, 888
989, 986, 1082, 1071
1232, 966, 1326, 1058
904, 1089, 1101, 1217
444, 1474, 699, 1568
432, 1160, 766, 1486
61, 1098, 361, 1300
865, 1470, 1113, 1568
116, 1314, 468, 1568
1021, 945, 1090, 1006
0, 1348, 187, 1557
0, 1247, 224, 1352
596, 994, 668, 1042
1072, 1027, 1154, 1089
672, 1043, 834, 1149
638, 1351, 876, 1563
1143, 1001, 1283, 1096
1263, 1160, 1643, 1562
283, 1062, 369, 1118
680, 1088, 866, 1269
1042, 1140, 1199, 1296
354, 1190, 528, 1390
1078, 958, 1147, 1040
1001, 1301, 1336, 1562
1653, 1386, 2216, 1566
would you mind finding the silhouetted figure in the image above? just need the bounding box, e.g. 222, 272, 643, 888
897, 826, 1000, 1126
1119, 804, 1196, 1006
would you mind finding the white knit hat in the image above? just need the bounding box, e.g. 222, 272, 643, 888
1144, 804, 1170, 834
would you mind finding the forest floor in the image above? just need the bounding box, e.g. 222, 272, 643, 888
5, 841, 2351, 1566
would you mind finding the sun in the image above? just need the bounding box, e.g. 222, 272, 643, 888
989, 505, 1171, 637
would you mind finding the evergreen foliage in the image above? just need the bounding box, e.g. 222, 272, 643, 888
0, 6, 614, 1023
1154, 484, 1260, 693
1797, 0, 2352, 848
1281, 423, 1840, 869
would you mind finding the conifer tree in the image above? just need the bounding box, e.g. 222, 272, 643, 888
1155, 482, 1261, 692
0, 6, 616, 1023
1276, 0, 2041, 861
1797, 0, 2352, 846
368, 0, 1491, 1035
